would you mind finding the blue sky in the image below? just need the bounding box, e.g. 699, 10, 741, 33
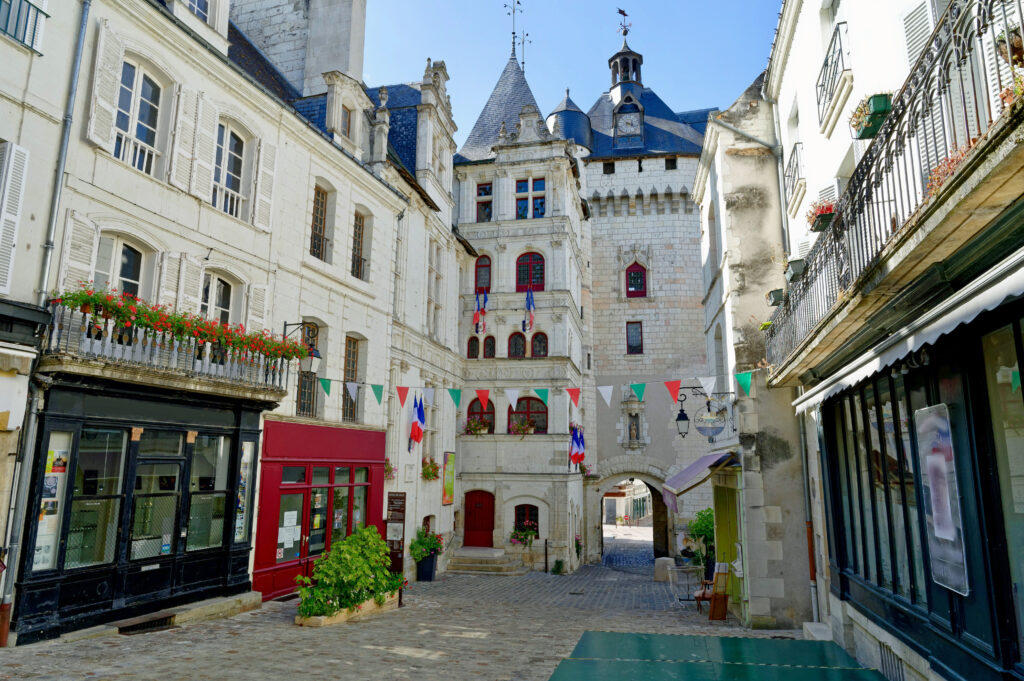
365, 1, 782, 148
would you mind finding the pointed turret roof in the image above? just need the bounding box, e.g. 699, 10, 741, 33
456, 55, 541, 163
549, 88, 584, 115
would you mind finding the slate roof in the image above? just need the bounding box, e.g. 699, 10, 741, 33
585, 87, 707, 159
292, 95, 328, 133
675, 107, 718, 137
227, 22, 301, 102
456, 54, 541, 163
550, 89, 585, 115
367, 84, 422, 177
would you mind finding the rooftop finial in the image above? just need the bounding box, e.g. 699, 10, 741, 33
518, 30, 532, 74
617, 7, 631, 37
504, 0, 522, 58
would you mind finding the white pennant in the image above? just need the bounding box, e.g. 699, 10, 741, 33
422, 387, 435, 406
346, 382, 359, 401
597, 385, 613, 407
698, 376, 717, 399
504, 388, 520, 406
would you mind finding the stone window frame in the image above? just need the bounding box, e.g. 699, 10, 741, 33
475, 255, 491, 293
467, 336, 479, 359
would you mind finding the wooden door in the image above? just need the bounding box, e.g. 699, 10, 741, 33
464, 490, 494, 547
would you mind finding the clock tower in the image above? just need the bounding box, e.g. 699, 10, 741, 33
608, 39, 645, 148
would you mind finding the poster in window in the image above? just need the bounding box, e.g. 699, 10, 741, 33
442, 451, 456, 506
914, 404, 969, 596
34, 444, 70, 571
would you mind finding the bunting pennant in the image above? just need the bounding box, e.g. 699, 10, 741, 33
597, 385, 613, 406
504, 388, 520, 407
736, 371, 753, 396
423, 387, 435, 406
1013, 370, 1020, 393
698, 376, 717, 398
319, 378, 332, 396
346, 381, 358, 402
447, 388, 462, 408
371, 384, 383, 404
566, 387, 581, 407
534, 388, 549, 405
664, 379, 681, 403
631, 383, 646, 401
475, 389, 490, 407
396, 386, 409, 407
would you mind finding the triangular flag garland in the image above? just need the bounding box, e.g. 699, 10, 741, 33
631, 383, 646, 401
448, 388, 462, 408
345, 381, 358, 401
475, 389, 490, 407
319, 378, 331, 396
664, 380, 681, 403
396, 386, 409, 407
1013, 370, 1020, 393
423, 387, 435, 406
698, 376, 717, 399
534, 388, 549, 405
566, 387, 581, 407
371, 384, 383, 404
504, 388, 520, 407
597, 385, 613, 406
736, 371, 753, 396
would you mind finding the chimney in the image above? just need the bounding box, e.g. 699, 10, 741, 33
303, 0, 366, 95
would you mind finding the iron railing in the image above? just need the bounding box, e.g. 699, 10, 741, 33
0, 0, 47, 51
44, 304, 290, 391
767, 0, 1024, 370
784, 142, 804, 205
309, 232, 329, 261
351, 254, 367, 280
817, 23, 850, 124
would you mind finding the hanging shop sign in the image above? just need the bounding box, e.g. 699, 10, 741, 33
693, 406, 728, 439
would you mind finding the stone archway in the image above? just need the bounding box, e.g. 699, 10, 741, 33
584, 457, 671, 563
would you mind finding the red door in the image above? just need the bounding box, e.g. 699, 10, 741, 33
464, 490, 495, 547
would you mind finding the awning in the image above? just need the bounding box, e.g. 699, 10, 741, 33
793, 244, 1024, 415
662, 453, 736, 513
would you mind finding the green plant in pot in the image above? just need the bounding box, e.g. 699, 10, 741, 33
409, 527, 444, 582
688, 507, 716, 581
849, 93, 892, 139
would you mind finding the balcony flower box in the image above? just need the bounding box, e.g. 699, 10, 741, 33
784, 259, 807, 283
806, 199, 837, 233
849, 93, 892, 139
997, 26, 1024, 66
766, 289, 785, 307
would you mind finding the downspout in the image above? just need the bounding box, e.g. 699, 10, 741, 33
35, 0, 92, 307
798, 405, 820, 623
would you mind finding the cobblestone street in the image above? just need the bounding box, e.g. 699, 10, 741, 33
0, 561, 795, 681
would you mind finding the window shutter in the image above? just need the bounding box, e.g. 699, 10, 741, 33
86, 19, 125, 154
190, 93, 218, 202
904, 3, 944, 182
169, 86, 198, 192
0, 142, 28, 295
213, 0, 230, 36
252, 139, 276, 230
31, 0, 47, 51
156, 251, 182, 309
59, 211, 99, 291
178, 254, 204, 313
245, 283, 268, 331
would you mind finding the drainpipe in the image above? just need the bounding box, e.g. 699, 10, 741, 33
35, 0, 92, 307
798, 407, 820, 623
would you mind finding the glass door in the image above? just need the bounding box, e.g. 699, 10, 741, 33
130, 462, 183, 560
307, 467, 330, 578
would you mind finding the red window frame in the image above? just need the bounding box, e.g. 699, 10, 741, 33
626, 262, 647, 298
516, 252, 544, 292
508, 332, 526, 358
483, 336, 496, 358
531, 333, 548, 358
626, 321, 643, 355
475, 256, 491, 293
467, 336, 479, 359
468, 398, 495, 433
514, 504, 539, 531
507, 398, 548, 434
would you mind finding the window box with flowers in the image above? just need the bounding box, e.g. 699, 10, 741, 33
463, 416, 490, 437
510, 520, 538, 548
784, 258, 807, 283
849, 93, 892, 139
806, 199, 836, 233
409, 527, 444, 582
509, 417, 536, 439
997, 25, 1024, 66
421, 456, 440, 481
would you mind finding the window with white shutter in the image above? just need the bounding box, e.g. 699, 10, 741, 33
211, 121, 246, 219
156, 251, 181, 309
169, 86, 197, 191
0, 141, 29, 295
86, 20, 126, 154
191, 94, 218, 202
252, 139, 276, 230
1, 0, 47, 52
245, 283, 267, 331
177, 254, 204, 313
59, 211, 99, 291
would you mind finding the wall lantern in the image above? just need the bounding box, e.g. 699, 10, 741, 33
675, 393, 690, 438
283, 321, 321, 373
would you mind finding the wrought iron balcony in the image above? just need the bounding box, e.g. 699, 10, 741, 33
1, 0, 47, 51
784, 142, 804, 205
351, 254, 367, 280
767, 0, 1024, 376
42, 304, 291, 395
817, 23, 850, 125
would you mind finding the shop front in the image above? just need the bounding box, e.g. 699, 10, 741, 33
253, 420, 385, 600
13, 381, 267, 644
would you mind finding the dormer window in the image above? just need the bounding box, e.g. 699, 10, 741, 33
476, 183, 493, 222
187, 0, 209, 21
341, 106, 352, 138
515, 178, 545, 220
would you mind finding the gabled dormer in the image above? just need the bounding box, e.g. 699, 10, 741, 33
324, 70, 374, 161
166, 0, 230, 55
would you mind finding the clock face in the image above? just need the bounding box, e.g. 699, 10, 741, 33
616, 112, 641, 135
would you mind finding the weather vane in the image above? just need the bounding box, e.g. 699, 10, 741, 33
617, 8, 631, 37
504, 1, 522, 55
519, 30, 532, 74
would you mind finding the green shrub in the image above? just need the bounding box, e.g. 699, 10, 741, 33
409, 527, 444, 562
551, 559, 566, 575
295, 526, 404, 618
688, 507, 715, 567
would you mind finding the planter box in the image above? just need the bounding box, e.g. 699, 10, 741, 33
810, 211, 835, 232
415, 553, 437, 582
785, 259, 807, 283
293, 591, 399, 627
766, 289, 785, 307
997, 28, 1024, 66
852, 94, 892, 139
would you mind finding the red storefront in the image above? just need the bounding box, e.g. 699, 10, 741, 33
253, 420, 385, 600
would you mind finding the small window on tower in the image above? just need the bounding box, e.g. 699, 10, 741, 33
603, 162, 615, 175
665, 157, 677, 170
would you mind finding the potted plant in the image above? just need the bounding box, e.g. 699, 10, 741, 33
849, 93, 892, 139
765, 289, 784, 307
510, 520, 538, 548
806, 199, 836, 233
784, 258, 807, 282
509, 417, 536, 439
409, 527, 444, 582
688, 508, 716, 582
997, 25, 1024, 66
1000, 73, 1024, 109
421, 456, 440, 481
463, 416, 490, 436
925, 144, 973, 199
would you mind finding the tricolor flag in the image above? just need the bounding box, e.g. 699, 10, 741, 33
473, 293, 481, 330
569, 427, 581, 464
409, 396, 425, 450
522, 288, 535, 332
479, 292, 488, 333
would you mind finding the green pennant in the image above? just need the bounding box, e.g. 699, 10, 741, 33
736, 371, 753, 396
319, 378, 331, 396
534, 388, 549, 405
447, 388, 462, 408
631, 383, 646, 401
370, 384, 383, 404
1013, 370, 1020, 393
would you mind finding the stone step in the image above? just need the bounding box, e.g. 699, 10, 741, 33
447, 561, 523, 573
446, 565, 530, 576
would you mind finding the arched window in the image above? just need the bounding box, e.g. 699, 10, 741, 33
626, 262, 647, 298
467, 336, 479, 359
508, 398, 547, 434
201, 272, 236, 325
515, 504, 539, 532
114, 60, 163, 176
468, 398, 495, 433
212, 121, 246, 218
531, 333, 548, 358
483, 336, 496, 358
516, 252, 544, 292
475, 256, 491, 293
508, 332, 526, 358
94, 234, 147, 297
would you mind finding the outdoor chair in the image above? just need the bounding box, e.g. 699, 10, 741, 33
694, 562, 729, 620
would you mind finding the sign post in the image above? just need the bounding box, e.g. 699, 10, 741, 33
386, 492, 406, 576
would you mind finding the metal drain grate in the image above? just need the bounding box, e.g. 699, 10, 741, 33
118, 615, 176, 636
878, 641, 906, 681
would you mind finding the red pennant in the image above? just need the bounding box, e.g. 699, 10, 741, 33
664, 380, 682, 403
475, 389, 490, 407
566, 388, 581, 407
396, 386, 409, 407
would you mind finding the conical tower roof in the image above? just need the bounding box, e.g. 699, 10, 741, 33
457, 54, 541, 162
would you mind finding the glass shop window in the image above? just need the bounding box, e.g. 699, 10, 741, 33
187, 434, 233, 552
131, 462, 181, 560
66, 428, 127, 570
233, 441, 256, 543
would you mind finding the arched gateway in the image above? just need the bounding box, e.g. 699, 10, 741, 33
584, 458, 672, 564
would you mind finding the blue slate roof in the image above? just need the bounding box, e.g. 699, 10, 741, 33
292, 94, 328, 133
367, 84, 422, 175
675, 108, 717, 137
456, 54, 541, 163
227, 22, 300, 102
585, 87, 706, 159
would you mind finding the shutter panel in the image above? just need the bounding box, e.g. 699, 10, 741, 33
245, 283, 267, 331
178, 255, 204, 313
58, 211, 99, 291
904, 3, 944, 186
0, 142, 28, 295
86, 19, 125, 154
169, 86, 198, 191
252, 139, 276, 230
157, 251, 182, 309
213, 0, 230, 36
191, 93, 218, 202
31, 0, 47, 51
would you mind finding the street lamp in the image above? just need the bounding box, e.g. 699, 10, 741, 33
675, 393, 690, 438
299, 347, 322, 374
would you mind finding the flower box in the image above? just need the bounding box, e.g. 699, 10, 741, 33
784, 259, 807, 283
294, 591, 398, 627
997, 27, 1024, 66
765, 289, 785, 307
850, 94, 892, 139
810, 211, 835, 233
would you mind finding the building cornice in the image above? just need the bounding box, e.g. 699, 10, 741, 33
765, 0, 803, 100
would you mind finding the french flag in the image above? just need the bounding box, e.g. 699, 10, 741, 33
522, 288, 535, 332
409, 396, 424, 448
480, 292, 488, 333
473, 293, 481, 331
569, 428, 581, 464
